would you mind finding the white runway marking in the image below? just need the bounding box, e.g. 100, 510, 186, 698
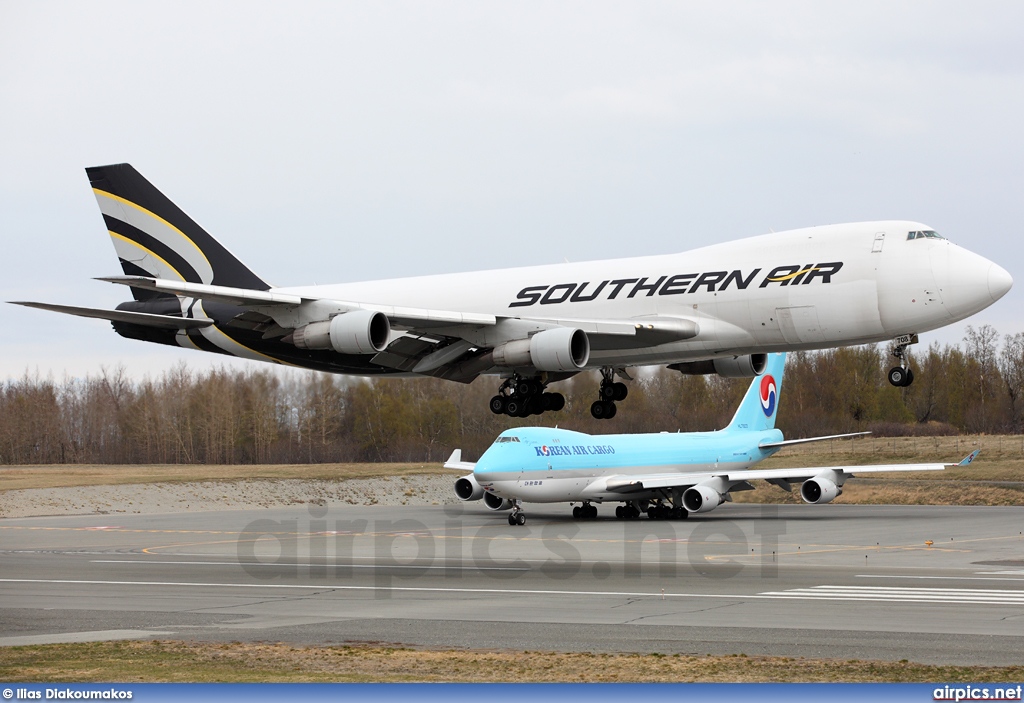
856, 574, 1024, 583
90, 559, 528, 571
3, 578, 1023, 608
760, 585, 1024, 605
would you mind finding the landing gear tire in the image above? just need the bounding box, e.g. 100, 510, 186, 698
612, 382, 628, 401
542, 392, 565, 412
516, 512, 526, 526
489, 395, 507, 414
508, 513, 517, 525
591, 400, 617, 419
888, 366, 913, 387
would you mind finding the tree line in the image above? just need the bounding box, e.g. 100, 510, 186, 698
2, 324, 1022, 465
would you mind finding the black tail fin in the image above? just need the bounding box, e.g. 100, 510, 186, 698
86, 164, 268, 300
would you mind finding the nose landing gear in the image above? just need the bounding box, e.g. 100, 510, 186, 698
507, 500, 527, 526
887, 334, 919, 387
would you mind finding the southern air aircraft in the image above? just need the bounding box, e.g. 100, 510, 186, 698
448, 353, 978, 525
12, 164, 1012, 419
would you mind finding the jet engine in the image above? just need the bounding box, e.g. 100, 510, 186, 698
492, 327, 590, 372
454, 474, 484, 501
682, 484, 725, 513
800, 476, 841, 504
483, 492, 513, 511
291, 309, 390, 355
670, 353, 768, 379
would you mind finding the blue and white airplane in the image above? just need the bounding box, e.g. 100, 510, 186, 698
448, 353, 977, 525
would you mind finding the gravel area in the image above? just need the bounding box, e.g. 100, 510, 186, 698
0, 475, 460, 518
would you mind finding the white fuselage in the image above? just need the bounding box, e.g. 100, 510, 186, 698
279, 221, 1010, 367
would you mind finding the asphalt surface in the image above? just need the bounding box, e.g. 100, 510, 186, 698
2, 502, 1023, 665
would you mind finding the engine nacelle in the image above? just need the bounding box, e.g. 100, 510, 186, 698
492, 327, 590, 372
714, 353, 768, 378
292, 310, 391, 355
682, 484, 725, 513
454, 474, 484, 501
800, 477, 841, 504
483, 492, 513, 511
671, 354, 768, 379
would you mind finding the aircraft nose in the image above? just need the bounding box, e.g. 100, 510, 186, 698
934, 244, 1011, 321
988, 262, 1013, 302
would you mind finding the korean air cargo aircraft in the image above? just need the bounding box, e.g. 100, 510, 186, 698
12, 164, 1011, 421
448, 353, 978, 525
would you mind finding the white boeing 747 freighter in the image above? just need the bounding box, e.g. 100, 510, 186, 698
12, 164, 1012, 420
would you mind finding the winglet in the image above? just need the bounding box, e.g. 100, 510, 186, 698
957, 449, 980, 466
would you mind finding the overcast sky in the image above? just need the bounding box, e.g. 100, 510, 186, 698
2, 1, 1022, 380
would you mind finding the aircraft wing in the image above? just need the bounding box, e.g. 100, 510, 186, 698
97, 276, 497, 327
97, 276, 697, 337
602, 451, 977, 493
93, 276, 702, 380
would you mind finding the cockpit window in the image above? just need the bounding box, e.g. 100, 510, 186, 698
493, 436, 520, 444
907, 230, 944, 241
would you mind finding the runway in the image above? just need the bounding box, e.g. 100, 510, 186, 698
1, 502, 1023, 665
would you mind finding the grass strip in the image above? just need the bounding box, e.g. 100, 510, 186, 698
1, 640, 1022, 683
0, 463, 454, 492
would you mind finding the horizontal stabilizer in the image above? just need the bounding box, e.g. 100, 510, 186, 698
443, 449, 477, 471
9, 301, 214, 330
760, 431, 871, 449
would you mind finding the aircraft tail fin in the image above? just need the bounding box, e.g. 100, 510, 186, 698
86, 163, 269, 301
724, 352, 786, 432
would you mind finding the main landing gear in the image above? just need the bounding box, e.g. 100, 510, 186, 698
615, 502, 642, 519
507, 500, 527, 526
591, 367, 628, 420
572, 502, 599, 519
646, 501, 688, 520
490, 376, 565, 418
887, 334, 919, 388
